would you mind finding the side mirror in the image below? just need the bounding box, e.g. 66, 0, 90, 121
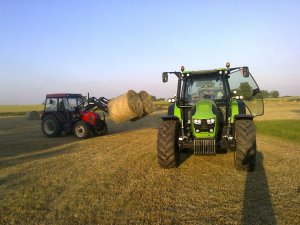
242, 67, 250, 78
162, 72, 168, 83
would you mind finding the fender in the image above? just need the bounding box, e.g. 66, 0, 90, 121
42, 111, 66, 124
234, 114, 254, 120
161, 115, 180, 121
167, 103, 181, 119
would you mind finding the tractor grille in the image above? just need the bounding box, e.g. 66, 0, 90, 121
194, 139, 216, 155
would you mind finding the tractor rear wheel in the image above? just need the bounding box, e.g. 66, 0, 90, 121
157, 120, 179, 168
234, 119, 256, 171
42, 115, 62, 137
73, 121, 90, 139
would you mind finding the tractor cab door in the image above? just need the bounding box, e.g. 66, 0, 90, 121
227, 69, 264, 116
44, 97, 69, 124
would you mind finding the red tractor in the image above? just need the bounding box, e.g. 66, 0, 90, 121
41, 93, 109, 138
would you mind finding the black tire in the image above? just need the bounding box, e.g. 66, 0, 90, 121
157, 120, 179, 168
93, 122, 108, 136
42, 115, 62, 137
234, 119, 256, 171
73, 121, 90, 139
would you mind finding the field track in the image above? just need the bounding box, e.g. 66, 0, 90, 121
0, 111, 299, 224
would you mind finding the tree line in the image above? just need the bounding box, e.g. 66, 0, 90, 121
260, 90, 279, 98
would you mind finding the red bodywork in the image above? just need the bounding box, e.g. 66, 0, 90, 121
80, 111, 99, 126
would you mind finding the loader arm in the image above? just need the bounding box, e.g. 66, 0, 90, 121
77, 97, 109, 113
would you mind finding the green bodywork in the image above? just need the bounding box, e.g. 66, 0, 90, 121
191, 100, 218, 138
173, 104, 181, 119
230, 99, 240, 123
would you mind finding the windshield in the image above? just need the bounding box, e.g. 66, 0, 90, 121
66, 98, 83, 111
184, 74, 225, 102
228, 70, 264, 116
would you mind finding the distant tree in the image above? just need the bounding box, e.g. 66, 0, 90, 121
157, 98, 165, 101
238, 82, 253, 99
151, 95, 157, 101
261, 90, 270, 98
270, 90, 279, 98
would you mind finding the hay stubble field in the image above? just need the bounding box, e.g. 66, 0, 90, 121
0, 100, 300, 224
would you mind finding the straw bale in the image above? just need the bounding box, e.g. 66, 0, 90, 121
108, 90, 143, 123
138, 90, 154, 116
25, 111, 40, 120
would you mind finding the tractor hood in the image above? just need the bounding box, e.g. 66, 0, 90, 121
191, 99, 219, 138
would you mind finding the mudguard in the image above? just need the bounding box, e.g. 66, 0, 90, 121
234, 114, 254, 120
167, 103, 181, 119
230, 100, 247, 123
161, 115, 180, 121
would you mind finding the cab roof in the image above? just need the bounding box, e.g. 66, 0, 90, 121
46, 93, 82, 98
182, 68, 227, 75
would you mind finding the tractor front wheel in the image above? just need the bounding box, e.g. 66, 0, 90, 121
234, 119, 256, 171
93, 121, 108, 136
157, 120, 179, 168
42, 115, 62, 137
73, 121, 90, 139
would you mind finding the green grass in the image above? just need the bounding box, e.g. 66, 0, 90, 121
0, 105, 43, 116
153, 100, 169, 109
255, 120, 300, 144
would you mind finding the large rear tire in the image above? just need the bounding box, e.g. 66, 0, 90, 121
234, 119, 256, 171
73, 121, 90, 139
157, 120, 179, 169
42, 115, 62, 137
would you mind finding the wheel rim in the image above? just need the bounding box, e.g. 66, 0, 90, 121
44, 119, 55, 134
75, 124, 86, 138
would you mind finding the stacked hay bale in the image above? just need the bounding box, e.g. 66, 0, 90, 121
108, 90, 154, 123
25, 111, 40, 120
138, 90, 154, 116
108, 90, 144, 123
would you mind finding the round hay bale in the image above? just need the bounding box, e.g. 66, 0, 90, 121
25, 111, 40, 120
138, 90, 154, 116
108, 90, 143, 123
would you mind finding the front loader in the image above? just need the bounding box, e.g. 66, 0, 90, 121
157, 63, 264, 171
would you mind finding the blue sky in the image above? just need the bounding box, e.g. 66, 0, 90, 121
0, 0, 299, 104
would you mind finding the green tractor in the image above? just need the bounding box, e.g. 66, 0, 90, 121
157, 63, 264, 171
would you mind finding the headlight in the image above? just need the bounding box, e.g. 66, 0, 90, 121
194, 119, 201, 125
168, 98, 175, 103
206, 118, 215, 124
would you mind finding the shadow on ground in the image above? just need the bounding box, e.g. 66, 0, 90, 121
178, 149, 193, 166
242, 151, 276, 224
107, 112, 162, 134
0, 113, 164, 169
290, 110, 300, 114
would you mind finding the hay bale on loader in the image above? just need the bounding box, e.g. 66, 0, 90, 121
108, 90, 143, 123
138, 90, 154, 116
25, 111, 40, 120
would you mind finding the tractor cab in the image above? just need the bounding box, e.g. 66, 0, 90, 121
43, 93, 84, 112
